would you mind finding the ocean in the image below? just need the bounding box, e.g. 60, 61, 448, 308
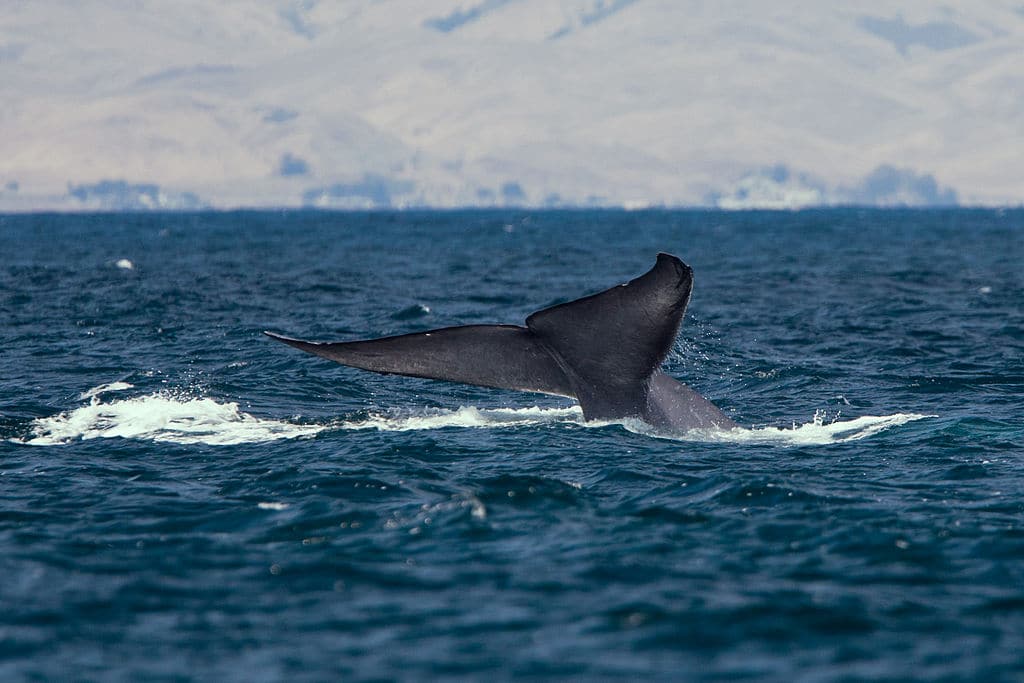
1, 209, 1022, 681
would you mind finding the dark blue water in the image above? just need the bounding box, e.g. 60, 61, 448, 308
2, 210, 1022, 681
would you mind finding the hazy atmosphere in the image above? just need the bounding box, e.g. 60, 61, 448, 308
2, 0, 1022, 210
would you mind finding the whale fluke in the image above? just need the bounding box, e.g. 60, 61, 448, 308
266, 253, 736, 431
264, 326, 574, 398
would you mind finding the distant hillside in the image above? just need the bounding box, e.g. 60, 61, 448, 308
2, 1, 1021, 210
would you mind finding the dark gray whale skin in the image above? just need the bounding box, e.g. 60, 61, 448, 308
266, 253, 736, 432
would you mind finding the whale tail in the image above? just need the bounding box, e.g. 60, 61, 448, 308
265, 253, 735, 430
264, 325, 574, 398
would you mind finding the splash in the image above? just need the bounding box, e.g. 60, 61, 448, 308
18, 383, 933, 447
345, 405, 585, 432
349, 406, 933, 445
630, 410, 936, 445
79, 381, 135, 400
20, 387, 325, 446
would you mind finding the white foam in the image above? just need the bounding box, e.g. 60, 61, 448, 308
630, 411, 937, 445
79, 381, 135, 400
341, 405, 932, 445
19, 384, 933, 447
344, 405, 585, 432
115, 258, 134, 270
21, 391, 326, 446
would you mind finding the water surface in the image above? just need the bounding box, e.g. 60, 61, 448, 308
2, 209, 1022, 680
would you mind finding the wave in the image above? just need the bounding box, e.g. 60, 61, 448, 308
16, 384, 934, 447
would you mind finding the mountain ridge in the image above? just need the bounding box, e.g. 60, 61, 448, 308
2, 1, 1021, 210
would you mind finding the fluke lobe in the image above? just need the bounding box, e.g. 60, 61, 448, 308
265, 253, 736, 432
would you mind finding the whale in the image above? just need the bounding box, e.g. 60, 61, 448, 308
265, 253, 736, 432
